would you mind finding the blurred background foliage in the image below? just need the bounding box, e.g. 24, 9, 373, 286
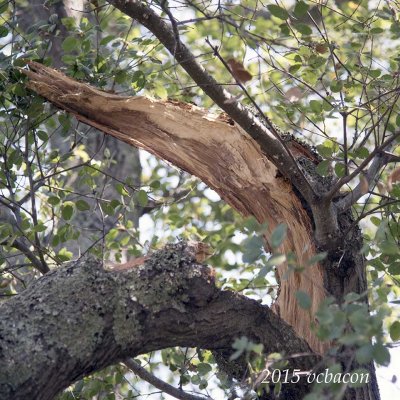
0, 0, 400, 398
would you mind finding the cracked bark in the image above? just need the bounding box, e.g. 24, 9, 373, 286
20, 61, 381, 399
22, 62, 326, 354
0, 243, 317, 400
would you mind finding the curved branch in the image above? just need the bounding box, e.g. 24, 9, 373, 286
0, 243, 318, 400
335, 152, 389, 212
107, 0, 316, 205
325, 131, 400, 206
22, 61, 328, 353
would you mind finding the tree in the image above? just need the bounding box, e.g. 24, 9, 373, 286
1, 1, 399, 399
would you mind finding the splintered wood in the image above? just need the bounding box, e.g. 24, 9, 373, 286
22, 61, 328, 354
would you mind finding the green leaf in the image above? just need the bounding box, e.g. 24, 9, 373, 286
390, 321, 400, 341
20, 219, 30, 231
289, 64, 302, 74
197, 363, 212, 376
131, 70, 146, 91
368, 69, 381, 78
242, 235, 263, 263
48, 196, 60, 206
389, 262, 400, 275
335, 163, 346, 177
316, 144, 333, 158
137, 190, 148, 207
372, 343, 390, 366
294, 1, 309, 18
115, 183, 129, 196
270, 223, 287, 248
356, 344, 374, 364
154, 84, 168, 100
62, 204, 74, 220
57, 248, 73, 262
76, 199, 90, 211
396, 114, 400, 127
61, 16, 76, 29
370, 216, 381, 226
296, 290, 311, 309
33, 223, 47, 233
330, 80, 343, 93
62, 36, 79, 52
267, 5, 289, 20
355, 147, 369, 159
265, 254, 286, 268
0, 26, 8, 38
370, 27, 384, 34
380, 240, 399, 256
316, 160, 330, 177
0, 2, 9, 13
309, 100, 322, 113
100, 35, 115, 46
294, 23, 312, 36
36, 130, 48, 141
150, 180, 161, 189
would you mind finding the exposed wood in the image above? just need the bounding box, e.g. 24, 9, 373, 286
22, 62, 328, 353
0, 243, 318, 400
107, 0, 320, 211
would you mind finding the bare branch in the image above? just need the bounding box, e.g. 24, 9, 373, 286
382, 151, 400, 163
7, 238, 49, 275
335, 153, 390, 212
124, 359, 212, 400
325, 131, 400, 205
0, 203, 49, 274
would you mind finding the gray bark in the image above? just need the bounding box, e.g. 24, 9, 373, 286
0, 243, 317, 400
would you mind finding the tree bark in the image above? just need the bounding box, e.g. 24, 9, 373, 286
18, 65, 383, 400
0, 242, 317, 400
22, 62, 328, 355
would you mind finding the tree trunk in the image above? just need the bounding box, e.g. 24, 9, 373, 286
19, 62, 381, 399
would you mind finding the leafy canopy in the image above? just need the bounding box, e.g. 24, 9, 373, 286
0, 0, 400, 398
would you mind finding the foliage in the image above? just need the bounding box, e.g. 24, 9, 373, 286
0, 0, 400, 399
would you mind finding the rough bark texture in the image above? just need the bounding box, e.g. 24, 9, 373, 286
20, 63, 380, 399
22, 62, 327, 355
0, 243, 318, 400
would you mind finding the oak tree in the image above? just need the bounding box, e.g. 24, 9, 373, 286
1, 1, 400, 399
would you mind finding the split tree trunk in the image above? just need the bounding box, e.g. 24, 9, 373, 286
22, 62, 326, 353
16, 62, 381, 399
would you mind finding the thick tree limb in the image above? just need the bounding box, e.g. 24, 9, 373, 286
22, 61, 328, 353
0, 243, 318, 400
106, 0, 347, 248
106, 0, 317, 206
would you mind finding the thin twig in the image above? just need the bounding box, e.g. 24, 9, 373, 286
325, 130, 400, 204
124, 359, 212, 400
